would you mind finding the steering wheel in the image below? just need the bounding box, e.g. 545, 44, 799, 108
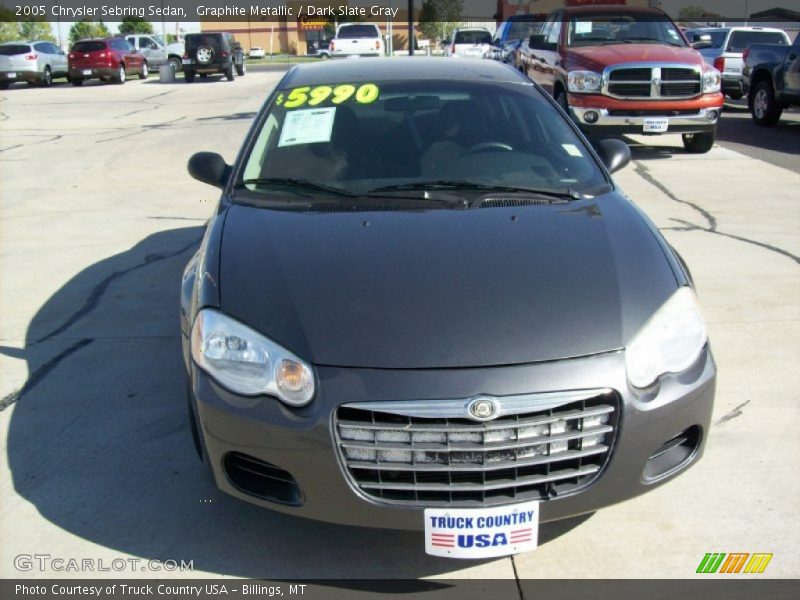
464, 142, 514, 155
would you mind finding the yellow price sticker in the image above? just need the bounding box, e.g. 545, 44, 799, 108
277, 83, 380, 109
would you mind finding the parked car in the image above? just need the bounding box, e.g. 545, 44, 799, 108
0, 41, 68, 88
312, 41, 331, 59
182, 33, 245, 83
248, 46, 266, 59
485, 14, 546, 64
516, 6, 724, 153
182, 58, 715, 559
68, 38, 146, 86
688, 27, 790, 99
445, 27, 493, 58
743, 33, 800, 126
329, 23, 383, 58
125, 33, 185, 72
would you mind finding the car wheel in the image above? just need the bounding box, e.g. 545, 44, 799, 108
199, 73, 208, 79
236, 60, 245, 76
0, 81, 10, 90
184, 70, 195, 83
168, 57, 182, 72
115, 64, 126, 84
682, 129, 716, 154
42, 66, 52, 87
555, 89, 571, 117
226, 63, 235, 81
751, 80, 782, 127
139, 61, 148, 79
71, 78, 83, 87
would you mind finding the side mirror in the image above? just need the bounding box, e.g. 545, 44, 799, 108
594, 139, 631, 174
188, 152, 231, 189
529, 34, 545, 49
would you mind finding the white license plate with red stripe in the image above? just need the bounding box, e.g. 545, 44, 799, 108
424, 500, 539, 558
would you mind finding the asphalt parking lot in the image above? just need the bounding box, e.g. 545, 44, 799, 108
0, 70, 798, 581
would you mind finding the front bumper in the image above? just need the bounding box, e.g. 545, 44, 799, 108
187, 346, 716, 530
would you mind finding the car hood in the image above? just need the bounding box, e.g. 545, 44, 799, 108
218, 194, 678, 369
568, 44, 705, 71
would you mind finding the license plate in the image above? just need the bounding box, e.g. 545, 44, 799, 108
82, 69, 92, 76
182, 59, 192, 64
643, 118, 669, 133
425, 500, 539, 559
6, 73, 16, 78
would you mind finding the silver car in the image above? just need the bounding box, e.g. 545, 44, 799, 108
689, 27, 790, 99
0, 41, 68, 88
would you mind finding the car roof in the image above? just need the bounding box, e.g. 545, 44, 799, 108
562, 6, 668, 17
279, 57, 528, 89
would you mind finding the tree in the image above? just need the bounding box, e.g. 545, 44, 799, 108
18, 21, 55, 42
678, 6, 723, 22
417, 0, 463, 44
0, 7, 19, 43
69, 20, 111, 46
117, 16, 153, 35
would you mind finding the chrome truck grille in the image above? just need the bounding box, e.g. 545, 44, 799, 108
604, 64, 702, 100
333, 389, 619, 506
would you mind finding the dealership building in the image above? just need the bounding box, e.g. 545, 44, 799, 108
201, 0, 659, 55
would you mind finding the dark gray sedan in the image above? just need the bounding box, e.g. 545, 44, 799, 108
181, 58, 715, 559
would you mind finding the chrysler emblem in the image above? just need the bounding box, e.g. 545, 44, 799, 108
468, 397, 498, 421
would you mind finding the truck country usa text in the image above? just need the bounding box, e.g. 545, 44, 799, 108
429, 510, 537, 529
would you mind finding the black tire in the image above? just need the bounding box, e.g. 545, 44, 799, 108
750, 80, 782, 127
71, 78, 83, 87
236, 60, 245, 76
682, 129, 716, 154
0, 81, 10, 90
42, 66, 52, 87
199, 73, 208, 79
114, 63, 126, 84
184, 70, 195, 83
555, 88, 572, 119
225, 63, 235, 82
186, 382, 204, 460
168, 56, 182, 73
139, 60, 148, 80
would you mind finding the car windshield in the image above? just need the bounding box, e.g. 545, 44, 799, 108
694, 30, 727, 48
0, 44, 31, 55
567, 13, 686, 48
727, 30, 788, 52
238, 79, 607, 201
507, 19, 545, 41
455, 31, 492, 45
72, 41, 106, 52
337, 25, 379, 39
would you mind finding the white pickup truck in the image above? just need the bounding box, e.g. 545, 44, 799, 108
124, 34, 185, 72
329, 23, 384, 58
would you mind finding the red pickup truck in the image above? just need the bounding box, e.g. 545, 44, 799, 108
516, 6, 724, 153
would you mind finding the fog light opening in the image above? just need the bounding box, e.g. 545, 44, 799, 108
643, 426, 701, 482
584, 111, 600, 124
707, 110, 720, 122
223, 452, 304, 505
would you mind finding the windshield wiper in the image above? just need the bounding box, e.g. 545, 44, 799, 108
621, 37, 684, 47
239, 177, 357, 197
368, 181, 581, 201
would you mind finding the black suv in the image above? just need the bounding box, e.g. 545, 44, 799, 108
182, 33, 245, 83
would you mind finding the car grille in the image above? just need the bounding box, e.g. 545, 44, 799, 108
333, 389, 619, 506
605, 65, 702, 99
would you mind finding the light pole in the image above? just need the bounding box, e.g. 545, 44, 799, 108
408, 0, 414, 56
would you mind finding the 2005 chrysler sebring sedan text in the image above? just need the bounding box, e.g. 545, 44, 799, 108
181, 59, 716, 559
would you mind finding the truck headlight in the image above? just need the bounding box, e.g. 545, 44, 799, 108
625, 287, 707, 389
702, 68, 721, 93
191, 308, 315, 406
568, 70, 602, 93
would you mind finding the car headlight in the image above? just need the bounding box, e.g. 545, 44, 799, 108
702, 68, 721, 93
191, 308, 315, 406
567, 70, 602, 93
625, 287, 708, 389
